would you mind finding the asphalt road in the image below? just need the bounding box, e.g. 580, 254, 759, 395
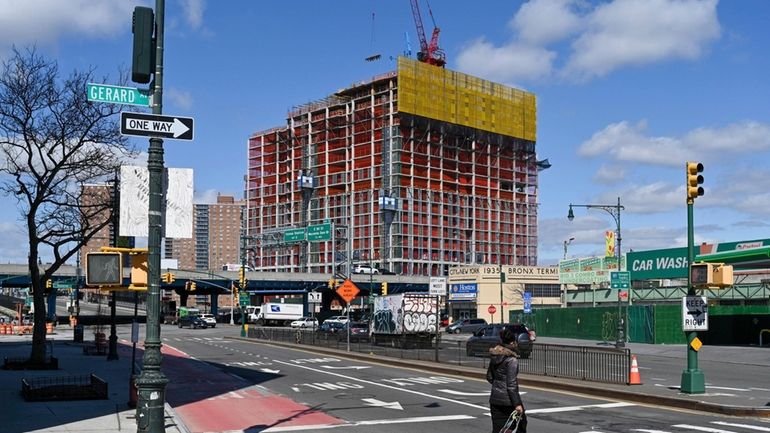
148, 325, 770, 433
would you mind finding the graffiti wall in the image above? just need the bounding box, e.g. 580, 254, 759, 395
373, 294, 403, 334
402, 295, 437, 333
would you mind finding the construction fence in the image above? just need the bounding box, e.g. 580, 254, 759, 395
511, 304, 770, 345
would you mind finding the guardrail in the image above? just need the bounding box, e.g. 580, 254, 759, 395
247, 327, 632, 385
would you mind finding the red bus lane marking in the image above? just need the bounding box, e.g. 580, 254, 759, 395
161, 344, 344, 432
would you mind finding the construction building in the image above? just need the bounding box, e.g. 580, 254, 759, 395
246, 57, 540, 277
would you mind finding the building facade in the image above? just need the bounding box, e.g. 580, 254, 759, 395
246, 57, 540, 277
164, 195, 244, 271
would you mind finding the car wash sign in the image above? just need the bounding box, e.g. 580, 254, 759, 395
628, 247, 694, 280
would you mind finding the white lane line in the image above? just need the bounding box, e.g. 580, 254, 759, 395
672, 425, 737, 432
274, 359, 488, 410
632, 430, 671, 433
261, 414, 475, 432
711, 421, 770, 431
528, 402, 635, 415
750, 387, 770, 391
705, 385, 750, 391
437, 389, 490, 396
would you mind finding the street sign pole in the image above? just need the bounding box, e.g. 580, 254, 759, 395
681, 199, 705, 393
135, 1, 169, 431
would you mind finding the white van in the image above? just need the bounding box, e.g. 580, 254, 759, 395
244, 305, 261, 323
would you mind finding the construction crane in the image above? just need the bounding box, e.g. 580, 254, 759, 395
409, 0, 446, 67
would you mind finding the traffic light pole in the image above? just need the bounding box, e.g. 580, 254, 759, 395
135, 1, 169, 431
681, 199, 705, 393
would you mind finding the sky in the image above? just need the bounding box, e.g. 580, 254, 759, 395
0, 0, 768, 266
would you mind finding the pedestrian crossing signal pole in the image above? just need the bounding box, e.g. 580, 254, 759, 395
681, 162, 705, 394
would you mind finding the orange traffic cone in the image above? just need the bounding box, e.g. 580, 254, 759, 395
629, 354, 642, 385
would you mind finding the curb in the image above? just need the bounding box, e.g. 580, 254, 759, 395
227, 336, 770, 418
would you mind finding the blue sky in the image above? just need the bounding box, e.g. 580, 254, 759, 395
1, 0, 768, 266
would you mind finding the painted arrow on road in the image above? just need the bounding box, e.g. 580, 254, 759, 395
362, 398, 403, 410
321, 365, 371, 370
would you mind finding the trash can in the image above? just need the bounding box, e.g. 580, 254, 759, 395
73, 324, 84, 342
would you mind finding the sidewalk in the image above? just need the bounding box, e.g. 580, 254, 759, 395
0, 328, 186, 433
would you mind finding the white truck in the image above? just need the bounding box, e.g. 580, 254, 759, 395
255, 303, 304, 326
243, 305, 261, 324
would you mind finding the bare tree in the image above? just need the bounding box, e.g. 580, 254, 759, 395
0, 47, 136, 364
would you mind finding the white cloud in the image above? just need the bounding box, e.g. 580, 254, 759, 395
565, 0, 720, 80
165, 87, 194, 110
511, 0, 583, 45
0, 220, 30, 263
596, 182, 682, 214
194, 189, 220, 204
456, 0, 720, 83
0, 1, 135, 52
178, 0, 205, 30
455, 38, 555, 83
593, 164, 626, 184
578, 120, 770, 166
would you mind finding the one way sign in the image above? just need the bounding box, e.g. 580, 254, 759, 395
121, 112, 194, 141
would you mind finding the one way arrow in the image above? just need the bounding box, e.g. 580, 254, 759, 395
120, 112, 194, 141
169, 118, 190, 138
362, 398, 403, 410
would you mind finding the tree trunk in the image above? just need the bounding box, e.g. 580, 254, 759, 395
29, 247, 47, 364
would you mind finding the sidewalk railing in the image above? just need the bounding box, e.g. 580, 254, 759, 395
247, 327, 632, 385
21, 373, 108, 401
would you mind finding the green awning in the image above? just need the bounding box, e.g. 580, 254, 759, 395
695, 246, 770, 269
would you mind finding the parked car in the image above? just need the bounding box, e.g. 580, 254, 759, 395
199, 314, 217, 328
178, 315, 208, 329
446, 318, 488, 334
338, 322, 370, 342
290, 317, 319, 328
316, 321, 344, 335
324, 315, 350, 326
353, 265, 378, 274
465, 324, 533, 358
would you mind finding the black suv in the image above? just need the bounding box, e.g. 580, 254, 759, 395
446, 318, 488, 334
178, 315, 208, 329
465, 324, 533, 358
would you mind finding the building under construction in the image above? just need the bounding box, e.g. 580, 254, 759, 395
246, 57, 540, 277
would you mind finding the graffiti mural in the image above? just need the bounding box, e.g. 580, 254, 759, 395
373, 294, 403, 334
402, 295, 437, 333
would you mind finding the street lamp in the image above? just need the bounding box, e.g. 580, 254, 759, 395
563, 237, 575, 260
567, 197, 625, 348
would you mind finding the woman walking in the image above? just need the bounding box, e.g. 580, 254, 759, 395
487, 325, 527, 433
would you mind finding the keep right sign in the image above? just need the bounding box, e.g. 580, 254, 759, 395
682, 295, 708, 331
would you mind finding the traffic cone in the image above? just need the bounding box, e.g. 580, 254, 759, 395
629, 354, 642, 385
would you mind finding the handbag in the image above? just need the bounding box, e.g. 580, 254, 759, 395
499, 411, 522, 433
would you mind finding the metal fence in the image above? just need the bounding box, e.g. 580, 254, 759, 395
246, 327, 632, 385
21, 374, 108, 401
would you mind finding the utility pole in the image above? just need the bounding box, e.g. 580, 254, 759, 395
134, 1, 168, 431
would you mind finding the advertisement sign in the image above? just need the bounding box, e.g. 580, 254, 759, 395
523, 291, 532, 313
448, 283, 477, 301
605, 230, 615, 257
628, 247, 693, 280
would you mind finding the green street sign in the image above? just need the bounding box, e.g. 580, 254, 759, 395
239, 293, 249, 306
610, 271, 631, 289
307, 223, 332, 242
284, 228, 306, 243
87, 83, 150, 107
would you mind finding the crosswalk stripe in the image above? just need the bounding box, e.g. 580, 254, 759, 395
711, 421, 770, 431
528, 402, 634, 415
672, 425, 736, 432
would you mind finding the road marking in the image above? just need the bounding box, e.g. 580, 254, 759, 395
261, 414, 475, 432
292, 357, 340, 364
751, 387, 770, 391
274, 359, 489, 410
437, 389, 490, 396
321, 365, 371, 370
528, 402, 635, 414
362, 398, 403, 410
261, 368, 281, 374
712, 421, 770, 431
672, 425, 736, 432
632, 430, 671, 433
705, 385, 750, 391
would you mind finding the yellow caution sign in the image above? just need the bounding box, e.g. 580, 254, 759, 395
690, 337, 703, 352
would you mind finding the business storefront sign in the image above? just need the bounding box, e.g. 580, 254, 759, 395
559, 256, 623, 284
449, 283, 478, 301
560, 270, 611, 285
628, 247, 693, 280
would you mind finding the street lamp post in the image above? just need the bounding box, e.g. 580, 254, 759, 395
567, 197, 625, 349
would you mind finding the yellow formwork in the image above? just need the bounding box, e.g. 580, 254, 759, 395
398, 56, 536, 142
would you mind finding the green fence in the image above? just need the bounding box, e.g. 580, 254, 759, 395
511, 304, 770, 345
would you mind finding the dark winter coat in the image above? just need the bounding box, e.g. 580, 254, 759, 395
486, 344, 523, 408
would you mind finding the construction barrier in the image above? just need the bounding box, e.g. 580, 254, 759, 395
629, 354, 642, 385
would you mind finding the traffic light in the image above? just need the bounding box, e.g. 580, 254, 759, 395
131, 6, 155, 83
686, 162, 704, 201
85, 252, 122, 287
185, 281, 190, 291
691, 262, 733, 287
328, 278, 336, 289
190, 282, 197, 291
381, 281, 388, 296
238, 267, 246, 286
46, 279, 52, 289
161, 272, 175, 284
130, 252, 148, 289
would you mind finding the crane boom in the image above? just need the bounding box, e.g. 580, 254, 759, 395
408, 0, 446, 67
